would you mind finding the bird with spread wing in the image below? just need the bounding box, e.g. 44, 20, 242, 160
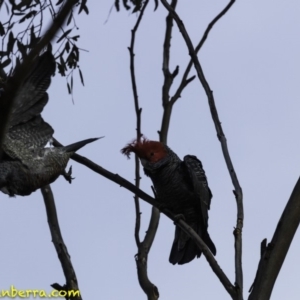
0, 50, 100, 197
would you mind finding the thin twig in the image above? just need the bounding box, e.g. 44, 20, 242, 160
160, 0, 242, 299
159, 0, 178, 144
171, 0, 235, 105
128, 1, 159, 299
162, 0, 177, 107
128, 0, 147, 247
41, 185, 82, 300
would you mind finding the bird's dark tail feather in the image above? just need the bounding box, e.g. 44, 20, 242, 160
63, 137, 102, 153
169, 224, 216, 265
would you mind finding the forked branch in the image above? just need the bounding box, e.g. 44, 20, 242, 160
171, 0, 235, 105
128, 1, 160, 299
160, 0, 243, 299
52, 138, 237, 299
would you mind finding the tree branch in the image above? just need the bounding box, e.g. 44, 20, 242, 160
41, 185, 82, 300
128, 0, 148, 249
176, 218, 237, 298
135, 205, 160, 300
128, 1, 160, 299
159, 0, 243, 298
52, 138, 236, 299
171, 0, 236, 105
159, 0, 177, 144
248, 177, 300, 300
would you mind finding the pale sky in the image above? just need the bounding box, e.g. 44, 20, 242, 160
0, 0, 299, 299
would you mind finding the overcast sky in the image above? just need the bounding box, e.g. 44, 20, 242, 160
0, 0, 300, 299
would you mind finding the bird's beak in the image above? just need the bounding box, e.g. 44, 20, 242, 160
140, 158, 147, 166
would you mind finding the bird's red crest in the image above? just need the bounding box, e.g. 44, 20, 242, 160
121, 138, 167, 163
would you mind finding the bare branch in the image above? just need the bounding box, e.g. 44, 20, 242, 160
128, 1, 159, 298
52, 138, 236, 298
248, 177, 300, 300
54, 138, 158, 206
176, 218, 237, 299
134, 175, 142, 246
41, 185, 82, 300
162, 0, 177, 106
72, 151, 235, 297
171, 0, 235, 105
143, 206, 160, 250
159, 0, 177, 144
160, 0, 242, 298
128, 0, 148, 246
135, 206, 160, 300
135, 248, 160, 300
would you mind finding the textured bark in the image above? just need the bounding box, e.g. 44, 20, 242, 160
248, 177, 300, 300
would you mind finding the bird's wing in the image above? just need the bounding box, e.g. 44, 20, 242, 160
1, 51, 56, 162
183, 155, 212, 228
3, 116, 54, 162
8, 51, 56, 127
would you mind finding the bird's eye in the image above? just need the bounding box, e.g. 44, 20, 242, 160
150, 152, 154, 156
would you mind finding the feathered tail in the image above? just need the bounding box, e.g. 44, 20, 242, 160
63, 137, 102, 153
169, 223, 216, 265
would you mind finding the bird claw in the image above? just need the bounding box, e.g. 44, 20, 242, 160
63, 166, 74, 184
